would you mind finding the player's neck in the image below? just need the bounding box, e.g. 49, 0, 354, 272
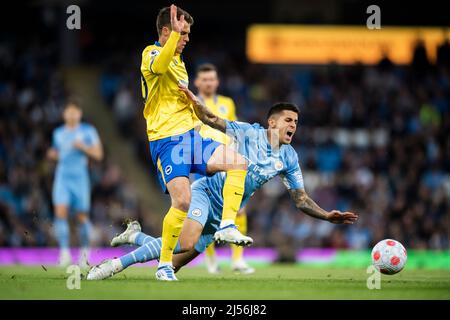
65, 123, 80, 130
199, 92, 215, 100
266, 130, 281, 151
158, 35, 168, 47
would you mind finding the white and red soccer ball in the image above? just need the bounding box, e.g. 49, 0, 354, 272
371, 239, 407, 275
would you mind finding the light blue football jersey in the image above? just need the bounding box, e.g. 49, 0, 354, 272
52, 123, 100, 178
195, 120, 304, 209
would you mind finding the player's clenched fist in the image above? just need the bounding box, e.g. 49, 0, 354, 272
170, 4, 185, 33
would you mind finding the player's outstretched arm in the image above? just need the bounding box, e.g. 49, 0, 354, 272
288, 188, 358, 224
178, 84, 227, 132
149, 5, 185, 75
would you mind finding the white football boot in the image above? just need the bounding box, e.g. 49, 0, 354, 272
155, 265, 178, 281
86, 259, 123, 280
232, 259, 255, 274
214, 224, 253, 246
110, 220, 141, 247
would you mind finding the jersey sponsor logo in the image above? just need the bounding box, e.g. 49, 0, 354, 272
191, 208, 202, 217
165, 165, 173, 175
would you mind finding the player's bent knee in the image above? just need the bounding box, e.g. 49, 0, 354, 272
179, 238, 196, 252
172, 197, 191, 212
55, 205, 69, 219
169, 185, 191, 212
77, 213, 89, 223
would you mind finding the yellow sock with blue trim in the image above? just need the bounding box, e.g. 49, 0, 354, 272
231, 212, 247, 262
159, 206, 187, 265
205, 242, 216, 258
221, 169, 247, 227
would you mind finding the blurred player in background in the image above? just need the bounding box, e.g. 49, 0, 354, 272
140, 4, 250, 281
193, 63, 254, 274
47, 99, 103, 268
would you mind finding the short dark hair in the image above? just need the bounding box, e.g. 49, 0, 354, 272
267, 102, 300, 119
64, 97, 82, 110
196, 63, 217, 75
156, 6, 194, 36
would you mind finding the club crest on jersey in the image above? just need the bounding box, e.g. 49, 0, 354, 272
165, 165, 173, 175
219, 105, 228, 114
274, 160, 284, 171
150, 49, 160, 57
75, 132, 84, 141
191, 208, 202, 217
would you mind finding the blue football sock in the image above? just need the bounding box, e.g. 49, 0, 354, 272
119, 237, 181, 269
134, 232, 155, 246
78, 220, 92, 248
54, 218, 69, 249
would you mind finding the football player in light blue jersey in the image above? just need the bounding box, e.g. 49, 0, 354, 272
47, 100, 103, 268
87, 87, 358, 280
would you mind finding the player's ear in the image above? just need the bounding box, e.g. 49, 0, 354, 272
162, 25, 171, 37
194, 77, 201, 90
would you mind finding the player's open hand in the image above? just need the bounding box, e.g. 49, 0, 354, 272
170, 4, 185, 33
178, 84, 200, 105
327, 210, 358, 224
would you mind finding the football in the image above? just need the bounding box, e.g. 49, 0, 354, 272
372, 239, 407, 275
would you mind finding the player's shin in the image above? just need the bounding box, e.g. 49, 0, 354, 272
54, 217, 71, 266
205, 243, 216, 258
54, 217, 70, 249
205, 243, 220, 273
78, 220, 92, 267
221, 169, 247, 227
159, 206, 188, 266
119, 237, 182, 269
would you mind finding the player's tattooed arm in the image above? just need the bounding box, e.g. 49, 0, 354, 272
178, 84, 227, 132
288, 188, 358, 224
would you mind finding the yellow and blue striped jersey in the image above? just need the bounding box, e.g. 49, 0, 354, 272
140, 31, 196, 141
197, 94, 237, 145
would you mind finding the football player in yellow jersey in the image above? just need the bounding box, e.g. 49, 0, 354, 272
193, 64, 254, 274
141, 5, 251, 281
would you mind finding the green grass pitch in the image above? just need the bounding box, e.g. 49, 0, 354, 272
0, 265, 449, 299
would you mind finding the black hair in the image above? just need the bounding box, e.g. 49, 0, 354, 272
64, 97, 82, 110
196, 63, 217, 75
267, 102, 300, 119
